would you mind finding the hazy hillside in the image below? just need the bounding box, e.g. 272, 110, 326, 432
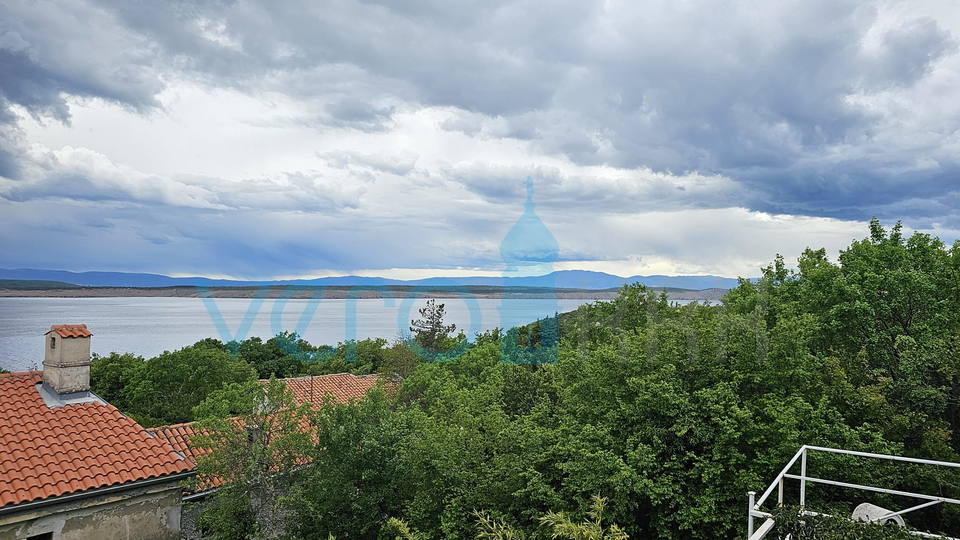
0, 268, 745, 290
0, 279, 81, 290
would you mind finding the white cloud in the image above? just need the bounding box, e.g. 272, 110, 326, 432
2, 0, 960, 279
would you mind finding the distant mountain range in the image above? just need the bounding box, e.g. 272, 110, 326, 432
0, 268, 748, 291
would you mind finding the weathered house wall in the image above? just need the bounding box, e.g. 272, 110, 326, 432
0, 480, 183, 540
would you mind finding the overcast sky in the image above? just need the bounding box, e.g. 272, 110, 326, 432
1, 0, 959, 280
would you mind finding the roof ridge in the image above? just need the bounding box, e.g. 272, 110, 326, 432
45, 324, 93, 338
149, 420, 199, 431
0, 371, 42, 380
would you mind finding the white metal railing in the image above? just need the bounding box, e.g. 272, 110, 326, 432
747, 445, 960, 540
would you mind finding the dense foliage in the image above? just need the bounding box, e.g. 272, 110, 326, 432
89, 339, 257, 427
769, 506, 939, 539
192, 379, 314, 538
93, 219, 960, 538
89, 333, 416, 426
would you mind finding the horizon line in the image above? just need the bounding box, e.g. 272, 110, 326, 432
1, 267, 753, 282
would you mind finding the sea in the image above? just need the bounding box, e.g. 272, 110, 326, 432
0, 297, 596, 373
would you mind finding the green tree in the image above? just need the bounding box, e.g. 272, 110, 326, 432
379, 337, 423, 381
170, 219, 960, 538
89, 352, 143, 408
410, 299, 457, 351
192, 379, 314, 540
193, 337, 230, 352
237, 332, 306, 379
302, 337, 389, 376
287, 388, 411, 540
120, 343, 256, 426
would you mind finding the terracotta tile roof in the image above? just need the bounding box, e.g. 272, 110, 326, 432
150, 374, 391, 489
149, 422, 224, 493
153, 373, 386, 461
149, 422, 209, 466
269, 373, 391, 408
0, 372, 193, 509
45, 324, 93, 338
151, 415, 316, 494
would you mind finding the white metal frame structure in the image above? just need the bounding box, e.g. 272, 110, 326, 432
747, 445, 960, 540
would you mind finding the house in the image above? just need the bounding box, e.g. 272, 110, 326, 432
149, 372, 391, 538
0, 325, 194, 540
150, 372, 388, 476
267, 373, 386, 408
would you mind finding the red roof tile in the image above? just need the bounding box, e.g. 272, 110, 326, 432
269, 373, 391, 408
155, 373, 387, 458
148, 422, 223, 493
150, 374, 390, 484
0, 372, 192, 509
149, 422, 208, 466
45, 325, 93, 338
152, 415, 318, 494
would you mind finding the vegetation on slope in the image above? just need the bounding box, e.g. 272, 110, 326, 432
90, 218, 960, 538
0, 279, 80, 290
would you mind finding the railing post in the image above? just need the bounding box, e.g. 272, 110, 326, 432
748, 491, 756, 538
778, 476, 784, 506
800, 447, 807, 508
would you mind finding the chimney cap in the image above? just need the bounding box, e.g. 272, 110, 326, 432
45, 324, 93, 338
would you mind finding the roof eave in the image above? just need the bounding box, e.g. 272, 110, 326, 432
0, 470, 196, 517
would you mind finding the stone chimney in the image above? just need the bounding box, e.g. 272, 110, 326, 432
43, 324, 93, 395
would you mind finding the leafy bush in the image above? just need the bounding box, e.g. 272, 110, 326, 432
770, 506, 946, 539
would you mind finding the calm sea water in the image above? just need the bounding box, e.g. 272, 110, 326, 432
0, 297, 594, 372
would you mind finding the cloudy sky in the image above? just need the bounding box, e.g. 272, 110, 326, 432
1, 0, 959, 280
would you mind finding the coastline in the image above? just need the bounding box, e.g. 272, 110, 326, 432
0, 286, 729, 302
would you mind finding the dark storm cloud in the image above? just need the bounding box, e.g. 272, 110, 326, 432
3, 0, 960, 277
446, 163, 745, 214
866, 17, 956, 88
0, 0, 165, 180
0, 168, 367, 213
494, 2, 959, 222
6, 0, 959, 223
322, 100, 396, 132
0, 49, 72, 123
0, 1, 164, 106
95, 0, 572, 114
0, 125, 21, 180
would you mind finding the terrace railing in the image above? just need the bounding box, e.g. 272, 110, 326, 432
748, 445, 960, 540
